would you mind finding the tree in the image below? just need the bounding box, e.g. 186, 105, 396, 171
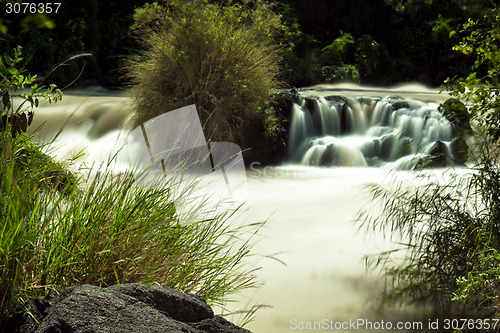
447, 7, 500, 141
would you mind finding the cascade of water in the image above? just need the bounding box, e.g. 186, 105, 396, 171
288, 94, 455, 169
288, 103, 314, 155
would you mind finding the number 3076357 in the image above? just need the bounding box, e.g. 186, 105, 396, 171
5, 3, 61, 14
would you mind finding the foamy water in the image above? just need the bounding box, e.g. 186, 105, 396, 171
223, 165, 471, 332
25, 84, 467, 332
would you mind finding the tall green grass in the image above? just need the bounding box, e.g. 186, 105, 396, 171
357, 141, 500, 318
0, 130, 262, 329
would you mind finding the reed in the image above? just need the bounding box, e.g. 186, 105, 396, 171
357, 140, 500, 318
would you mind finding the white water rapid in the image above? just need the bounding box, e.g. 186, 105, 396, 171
27, 84, 466, 333
288, 84, 454, 170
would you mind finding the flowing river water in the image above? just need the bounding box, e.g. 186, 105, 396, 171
27, 83, 467, 332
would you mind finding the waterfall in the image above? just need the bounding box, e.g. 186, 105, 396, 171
288, 94, 454, 169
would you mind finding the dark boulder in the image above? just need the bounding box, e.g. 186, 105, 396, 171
391, 101, 410, 111
303, 97, 319, 115
324, 95, 348, 104
439, 98, 472, 136
414, 140, 450, 169
449, 137, 469, 165
6, 284, 250, 333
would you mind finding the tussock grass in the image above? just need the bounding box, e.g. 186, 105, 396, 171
0, 130, 262, 328
126, 0, 284, 147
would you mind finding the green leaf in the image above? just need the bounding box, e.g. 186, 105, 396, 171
4, 56, 12, 67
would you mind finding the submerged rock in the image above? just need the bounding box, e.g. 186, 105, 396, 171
323, 95, 348, 104
391, 101, 410, 111
6, 284, 250, 333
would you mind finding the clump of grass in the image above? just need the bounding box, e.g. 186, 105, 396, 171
0, 130, 262, 329
357, 142, 500, 318
126, 0, 285, 148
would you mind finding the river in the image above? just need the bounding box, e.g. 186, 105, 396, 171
27, 83, 464, 332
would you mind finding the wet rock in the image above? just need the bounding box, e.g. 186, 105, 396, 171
6, 284, 250, 333
303, 97, 319, 115
391, 101, 410, 110
340, 103, 352, 134
358, 97, 373, 105
450, 137, 468, 165
414, 140, 449, 169
289, 88, 301, 105
379, 133, 396, 161
324, 95, 348, 104
439, 98, 471, 135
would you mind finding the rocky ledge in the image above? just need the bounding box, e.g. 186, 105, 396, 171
6, 284, 250, 333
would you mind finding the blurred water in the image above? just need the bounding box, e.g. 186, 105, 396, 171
26, 84, 468, 332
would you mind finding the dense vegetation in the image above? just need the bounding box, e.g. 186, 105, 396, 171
2, 0, 500, 330
0, 129, 261, 329
0, 0, 496, 88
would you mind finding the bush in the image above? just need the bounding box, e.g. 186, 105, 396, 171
354, 34, 390, 81
319, 31, 355, 67
127, 0, 285, 150
446, 7, 500, 141
320, 64, 360, 83
0, 43, 262, 329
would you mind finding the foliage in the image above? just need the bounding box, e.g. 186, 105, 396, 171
1, 0, 496, 87
438, 98, 472, 136
354, 35, 390, 80
281, 31, 321, 86
127, 0, 285, 152
320, 64, 360, 83
0, 129, 262, 329
0, 46, 62, 115
357, 143, 500, 317
452, 247, 500, 315
0, 42, 261, 328
0, 46, 62, 138
315, 32, 360, 83
320, 31, 355, 66
446, 7, 500, 141
0, 0, 142, 88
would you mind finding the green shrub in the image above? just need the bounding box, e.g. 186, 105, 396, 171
0, 43, 262, 328
320, 64, 360, 83
319, 31, 355, 67
357, 104, 500, 323
354, 34, 390, 81
127, 0, 285, 150
358, 8, 500, 322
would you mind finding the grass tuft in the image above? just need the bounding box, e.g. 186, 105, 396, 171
126, 0, 285, 149
0, 129, 262, 328
358, 141, 500, 318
